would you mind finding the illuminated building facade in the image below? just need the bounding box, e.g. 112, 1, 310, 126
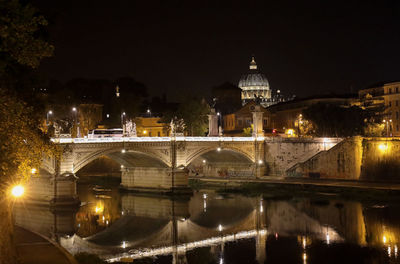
359, 81, 400, 136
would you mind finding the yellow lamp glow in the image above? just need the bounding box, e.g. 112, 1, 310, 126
143, 130, 147, 134
11, 185, 24, 198
378, 143, 388, 152
31, 168, 37, 174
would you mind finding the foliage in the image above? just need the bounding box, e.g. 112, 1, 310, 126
0, 0, 53, 74
242, 124, 253, 137
0, 89, 58, 183
302, 103, 370, 137
161, 97, 210, 136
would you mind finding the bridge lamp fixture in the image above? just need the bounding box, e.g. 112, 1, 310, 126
11, 185, 25, 198
72, 107, 77, 112
258, 160, 263, 165
121, 165, 124, 168
122, 241, 127, 249
106, 114, 110, 118
217, 147, 221, 152
217, 112, 220, 116
202, 159, 206, 164
31, 168, 37, 174
48, 110, 53, 115
121, 149, 126, 153
122, 112, 126, 116
218, 224, 223, 232
143, 130, 147, 134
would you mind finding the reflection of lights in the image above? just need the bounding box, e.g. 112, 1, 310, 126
323, 138, 330, 143
107, 229, 267, 262
11, 185, 25, 198
218, 224, 223, 232
388, 246, 392, 257
106, 220, 109, 225
326, 233, 330, 245
121, 211, 124, 215
203, 200, 207, 212
203, 193, 207, 199
302, 237, 306, 249
303, 253, 307, 262
122, 241, 126, 249
275, 233, 278, 239
219, 258, 223, 264
260, 200, 263, 213
383, 236, 387, 244
395, 245, 398, 258
102, 215, 105, 221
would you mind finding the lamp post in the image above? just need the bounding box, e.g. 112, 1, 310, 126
72, 107, 80, 138
121, 112, 126, 129
46, 110, 53, 127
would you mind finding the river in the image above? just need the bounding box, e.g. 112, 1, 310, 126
13, 179, 400, 264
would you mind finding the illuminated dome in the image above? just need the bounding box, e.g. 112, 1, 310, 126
238, 57, 271, 106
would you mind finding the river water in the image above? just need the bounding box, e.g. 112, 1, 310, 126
14, 180, 400, 264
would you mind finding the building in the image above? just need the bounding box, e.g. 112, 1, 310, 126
359, 81, 400, 136
135, 117, 167, 137
223, 96, 358, 136
238, 57, 294, 107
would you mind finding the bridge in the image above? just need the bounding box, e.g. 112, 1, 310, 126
28, 136, 341, 205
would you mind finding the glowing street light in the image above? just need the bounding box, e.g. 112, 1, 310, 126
46, 110, 53, 126
11, 185, 24, 198
217, 147, 221, 152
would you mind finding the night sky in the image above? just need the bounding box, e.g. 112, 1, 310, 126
32, 0, 400, 99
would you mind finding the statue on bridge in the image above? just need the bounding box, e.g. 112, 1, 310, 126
124, 119, 137, 137
170, 116, 185, 137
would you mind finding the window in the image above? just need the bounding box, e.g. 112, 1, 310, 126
263, 119, 267, 126
389, 101, 392, 107
389, 88, 392, 94
157, 131, 160, 137
397, 100, 399, 107
397, 87, 399, 93
246, 119, 251, 126
397, 125, 399, 132
397, 112, 399, 120
238, 119, 243, 126
149, 132, 152, 137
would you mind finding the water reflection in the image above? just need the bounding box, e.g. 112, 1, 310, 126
13, 182, 400, 263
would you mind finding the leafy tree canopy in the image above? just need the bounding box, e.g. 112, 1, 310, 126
302, 103, 370, 137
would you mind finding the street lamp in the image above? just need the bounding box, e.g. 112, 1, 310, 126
46, 110, 53, 126
11, 185, 24, 198
121, 112, 126, 129
72, 107, 80, 138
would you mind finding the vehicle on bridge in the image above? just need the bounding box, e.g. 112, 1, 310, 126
88, 128, 123, 138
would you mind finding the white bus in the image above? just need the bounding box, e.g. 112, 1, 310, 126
88, 128, 123, 138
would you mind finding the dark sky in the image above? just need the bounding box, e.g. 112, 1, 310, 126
33, 0, 400, 99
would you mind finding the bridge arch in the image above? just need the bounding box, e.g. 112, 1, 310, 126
73, 147, 170, 173
185, 146, 255, 166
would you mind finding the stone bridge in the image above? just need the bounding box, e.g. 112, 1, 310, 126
30, 136, 341, 205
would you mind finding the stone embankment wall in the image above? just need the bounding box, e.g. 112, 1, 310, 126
264, 138, 341, 176
287, 137, 400, 181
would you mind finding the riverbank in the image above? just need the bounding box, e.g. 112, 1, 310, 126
15, 226, 77, 264
189, 177, 400, 202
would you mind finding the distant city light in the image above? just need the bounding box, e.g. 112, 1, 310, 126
106, 114, 110, 118
217, 147, 221, 152
121, 149, 126, 153
72, 107, 77, 112
258, 160, 263, 165
218, 224, 223, 232
203, 159, 206, 163
147, 109, 150, 113
48, 110, 53, 115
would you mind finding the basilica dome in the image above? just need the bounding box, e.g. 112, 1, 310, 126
238, 57, 270, 89
238, 57, 271, 106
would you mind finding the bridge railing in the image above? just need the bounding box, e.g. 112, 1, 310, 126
51, 136, 265, 144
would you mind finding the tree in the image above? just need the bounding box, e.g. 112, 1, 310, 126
161, 97, 210, 136
302, 103, 370, 137
0, 1, 54, 263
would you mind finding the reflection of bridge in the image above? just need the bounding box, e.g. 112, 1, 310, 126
30, 136, 340, 204
14, 191, 400, 263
